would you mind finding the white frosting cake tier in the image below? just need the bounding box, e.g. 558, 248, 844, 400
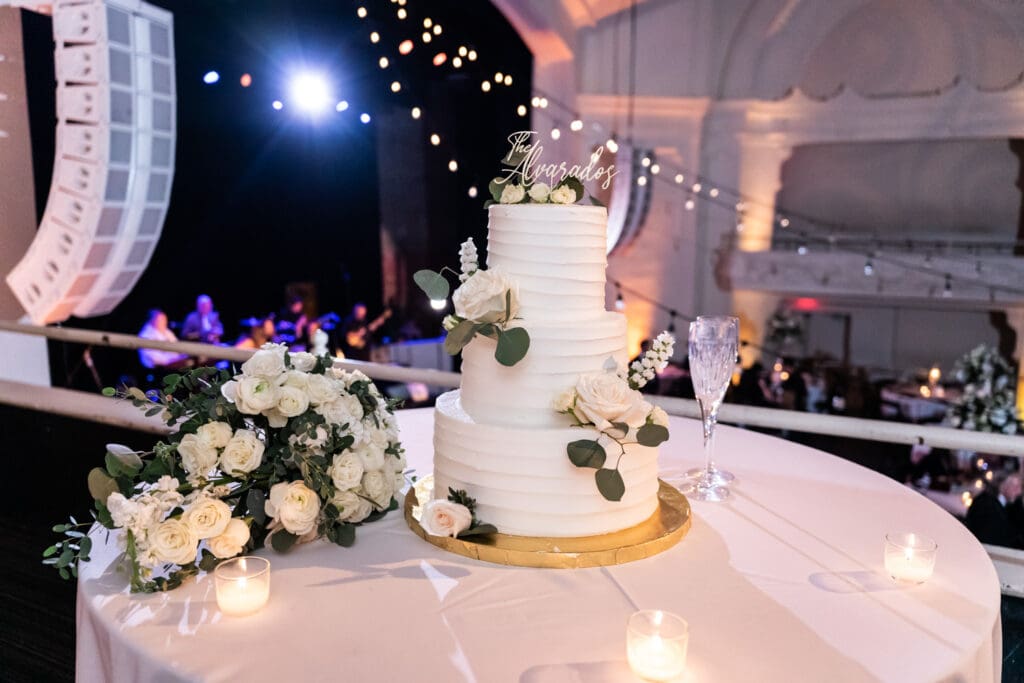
487, 203, 608, 322
432, 391, 660, 537
460, 311, 628, 428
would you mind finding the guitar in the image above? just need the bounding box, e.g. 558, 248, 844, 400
345, 308, 392, 350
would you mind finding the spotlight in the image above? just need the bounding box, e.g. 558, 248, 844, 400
433, 52, 447, 66
335, 100, 349, 111
430, 299, 447, 310
203, 70, 220, 84
411, 106, 421, 119
517, 104, 527, 117
288, 72, 331, 114
550, 127, 561, 140
570, 119, 583, 132
379, 56, 390, 68
430, 133, 441, 145
272, 100, 283, 110
360, 113, 371, 123
391, 81, 401, 93
448, 160, 458, 172
240, 73, 252, 87
370, 31, 380, 43
468, 186, 478, 198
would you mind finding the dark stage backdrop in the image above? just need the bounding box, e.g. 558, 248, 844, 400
19, 0, 530, 388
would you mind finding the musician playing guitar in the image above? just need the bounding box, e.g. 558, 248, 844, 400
341, 302, 392, 360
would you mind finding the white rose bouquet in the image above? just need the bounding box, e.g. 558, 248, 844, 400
947, 344, 1020, 435
414, 238, 531, 367
44, 344, 406, 592
553, 339, 675, 501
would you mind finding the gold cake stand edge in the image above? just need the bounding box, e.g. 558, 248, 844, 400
403, 477, 691, 569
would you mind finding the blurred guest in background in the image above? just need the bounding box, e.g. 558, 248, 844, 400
236, 316, 276, 350
966, 473, 1024, 549
341, 302, 391, 361
277, 295, 309, 347
182, 294, 224, 344
736, 361, 772, 406
138, 309, 190, 370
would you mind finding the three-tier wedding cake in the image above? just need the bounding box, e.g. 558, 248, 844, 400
431, 203, 663, 537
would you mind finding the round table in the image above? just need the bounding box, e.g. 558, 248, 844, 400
76, 409, 1002, 682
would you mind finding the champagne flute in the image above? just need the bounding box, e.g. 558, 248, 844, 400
680, 316, 738, 502
684, 315, 738, 485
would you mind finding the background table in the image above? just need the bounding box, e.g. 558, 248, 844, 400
77, 409, 1002, 682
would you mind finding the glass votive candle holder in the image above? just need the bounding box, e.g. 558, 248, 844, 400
884, 532, 937, 585
214, 556, 270, 616
626, 610, 688, 682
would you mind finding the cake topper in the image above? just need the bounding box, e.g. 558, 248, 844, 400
486, 130, 617, 207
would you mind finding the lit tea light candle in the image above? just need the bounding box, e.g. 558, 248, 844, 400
884, 532, 937, 585
627, 610, 688, 681
214, 556, 270, 616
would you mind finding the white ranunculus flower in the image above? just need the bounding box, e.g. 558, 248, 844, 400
328, 452, 364, 491
572, 371, 652, 432
552, 387, 576, 412
361, 470, 393, 508
500, 183, 525, 204
289, 351, 317, 372
184, 498, 232, 540
305, 373, 340, 406
150, 518, 199, 565
276, 385, 310, 418
241, 347, 287, 379
265, 481, 321, 536
177, 433, 219, 478
650, 406, 670, 428
332, 490, 373, 523
235, 376, 278, 414
451, 267, 519, 323
196, 421, 233, 450
528, 182, 551, 202
549, 185, 577, 204
421, 500, 473, 538
220, 429, 265, 474
207, 518, 250, 559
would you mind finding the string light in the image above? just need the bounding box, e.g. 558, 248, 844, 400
637, 176, 647, 186
517, 104, 527, 116
452, 56, 463, 68
709, 188, 719, 197
495, 71, 504, 82
430, 299, 447, 311
397, 7, 407, 19
685, 199, 695, 210
390, 81, 401, 93
531, 96, 541, 107
691, 182, 702, 192
430, 133, 441, 146
272, 100, 283, 110
797, 243, 808, 256
379, 56, 390, 69
335, 100, 349, 112
650, 163, 660, 175
422, 32, 432, 43
539, 97, 549, 108
467, 186, 478, 198
448, 160, 458, 172
203, 71, 219, 84
399, 40, 414, 55
606, 138, 619, 153
735, 201, 746, 212
410, 106, 421, 119
674, 174, 684, 184
433, 24, 442, 35
481, 80, 491, 92
779, 217, 790, 228
503, 75, 512, 86
356, 6, 367, 18
423, 17, 432, 28
863, 258, 874, 276
570, 119, 583, 132
239, 73, 252, 87
467, 49, 478, 61
360, 112, 371, 123
550, 127, 561, 140
458, 46, 468, 57
370, 31, 380, 43
433, 52, 447, 66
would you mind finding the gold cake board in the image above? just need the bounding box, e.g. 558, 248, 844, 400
404, 476, 691, 569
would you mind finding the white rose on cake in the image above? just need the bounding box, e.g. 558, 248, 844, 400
452, 268, 519, 323
196, 421, 233, 450
184, 497, 232, 539
220, 429, 265, 474
549, 185, 577, 204
572, 371, 652, 432
499, 183, 525, 204
553, 387, 576, 413
528, 182, 551, 202
149, 518, 199, 565
421, 500, 473, 538
177, 433, 219, 478
332, 490, 373, 523
265, 481, 321, 536
207, 518, 250, 559
240, 346, 287, 379
328, 452, 364, 491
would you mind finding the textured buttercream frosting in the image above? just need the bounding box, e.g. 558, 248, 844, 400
432, 203, 661, 538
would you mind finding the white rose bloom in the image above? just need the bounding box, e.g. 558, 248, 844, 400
280, 370, 310, 390
235, 376, 278, 414
289, 351, 317, 372
651, 406, 670, 428
196, 421, 233, 450
177, 433, 219, 478
207, 518, 250, 559
150, 518, 199, 565
421, 500, 473, 538
220, 429, 265, 474
184, 498, 232, 540
552, 387, 577, 412
276, 385, 310, 418
332, 490, 373, 523
305, 373, 340, 406
452, 268, 519, 323
265, 481, 321, 536
549, 185, 577, 204
572, 371, 652, 432
328, 452, 364, 491
356, 442, 387, 471
289, 424, 331, 454
528, 182, 551, 202
316, 394, 363, 426
241, 347, 287, 378
499, 183, 525, 204
361, 470, 393, 508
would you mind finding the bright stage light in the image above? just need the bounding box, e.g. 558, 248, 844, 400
360, 113, 371, 124
203, 70, 219, 84
288, 72, 331, 114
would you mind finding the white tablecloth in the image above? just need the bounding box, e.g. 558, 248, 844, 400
77, 410, 1002, 682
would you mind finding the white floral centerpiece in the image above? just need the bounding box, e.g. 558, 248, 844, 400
414, 237, 530, 367
44, 344, 405, 592
947, 344, 1020, 435
555, 334, 675, 501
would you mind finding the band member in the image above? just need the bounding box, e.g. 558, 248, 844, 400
182, 294, 224, 344
138, 309, 190, 369
235, 316, 276, 350
341, 302, 391, 361
276, 295, 309, 347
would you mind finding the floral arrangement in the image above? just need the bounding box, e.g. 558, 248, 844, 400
44, 344, 405, 592
420, 488, 497, 539
554, 334, 675, 501
414, 237, 530, 367
487, 175, 588, 207
947, 344, 1020, 435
